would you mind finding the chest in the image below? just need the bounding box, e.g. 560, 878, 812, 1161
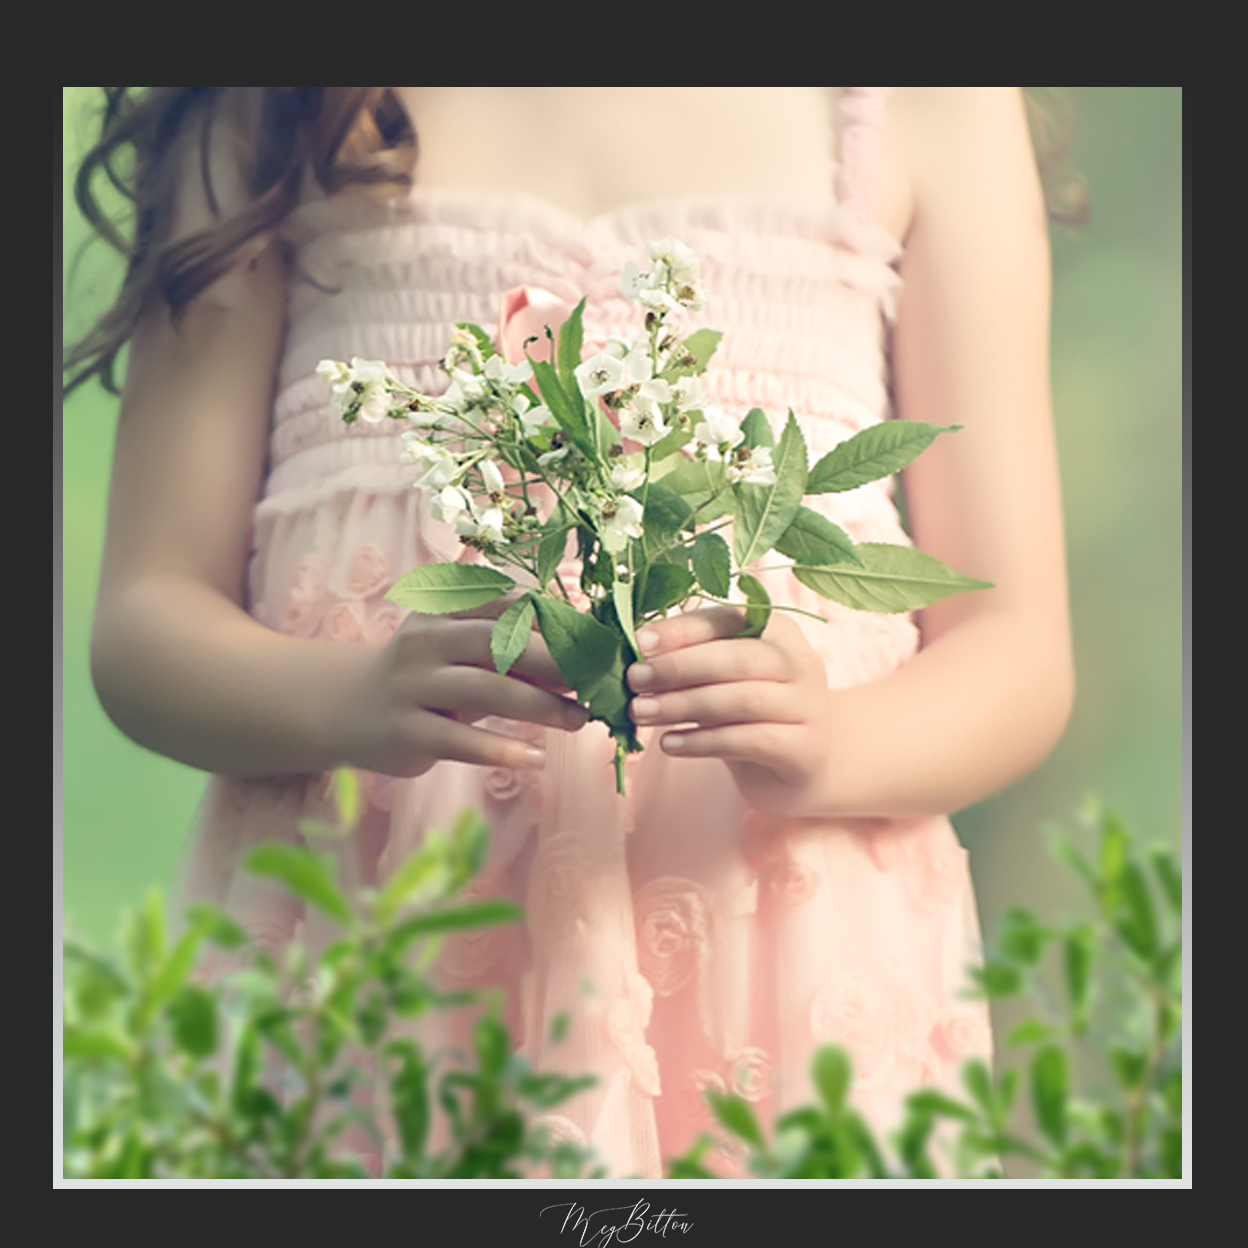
395, 87, 842, 220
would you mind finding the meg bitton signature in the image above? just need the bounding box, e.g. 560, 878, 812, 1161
540, 1201, 693, 1246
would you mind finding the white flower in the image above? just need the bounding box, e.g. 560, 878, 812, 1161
618, 260, 649, 303
456, 505, 507, 546
350, 357, 391, 385
402, 435, 462, 491
672, 375, 709, 413
442, 368, 486, 411
601, 495, 645, 552
619, 400, 669, 447
479, 457, 506, 497
483, 355, 533, 386
429, 485, 473, 525
517, 399, 554, 436
445, 326, 484, 372
537, 443, 571, 467
726, 446, 776, 487
611, 463, 646, 492
692, 406, 742, 450
646, 238, 701, 287
575, 350, 626, 399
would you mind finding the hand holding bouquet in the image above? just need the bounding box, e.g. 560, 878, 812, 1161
320, 240, 989, 792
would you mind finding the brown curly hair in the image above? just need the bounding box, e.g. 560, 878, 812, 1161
63, 87, 416, 396
63, 87, 1084, 398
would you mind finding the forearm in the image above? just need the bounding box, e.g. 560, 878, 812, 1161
803, 610, 1073, 820
91, 574, 373, 778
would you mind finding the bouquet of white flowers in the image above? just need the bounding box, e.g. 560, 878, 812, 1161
320, 239, 989, 792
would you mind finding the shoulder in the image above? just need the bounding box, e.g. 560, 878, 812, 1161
874, 88, 1046, 246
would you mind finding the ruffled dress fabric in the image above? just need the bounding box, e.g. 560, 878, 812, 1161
179, 88, 992, 1177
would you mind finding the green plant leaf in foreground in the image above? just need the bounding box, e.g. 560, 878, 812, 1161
736, 573, 772, 639
531, 595, 631, 736
773, 505, 861, 568
242, 845, 353, 925
806, 421, 961, 494
490, 594, 536, 676
386, 564, 516, 615
793, 543, 992, 613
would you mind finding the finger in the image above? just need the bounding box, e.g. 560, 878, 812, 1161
634, 607, 748, 657
432, 617, 570, 691
627, 636, 791, 694
655, 722, 810, 783
421, 664, 588, 732
629, 681, 803, 729
410, 710, 550, 771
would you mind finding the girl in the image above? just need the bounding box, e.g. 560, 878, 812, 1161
66, 87, 1074, 1177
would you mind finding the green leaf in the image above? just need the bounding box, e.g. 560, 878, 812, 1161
794, 543, 991, 613
531, 359, 595, 458
670, 328, 722, 375
491, 595, 536, 676
168, 985, 219, 1059
149, 926, 207, 1010
1063, 924, 1094, 1024
1006, 1019, 1063, 1047
638, 563, 694, 617
613, 574, 639, 657
183, 905, 250, 952
708, 1092, 766, 1150
242, 844, 353, 925
531, 595, 631, 734
774, 506, 862, 568
736, 573, 772, 639
63, 1026, 132, 1062
962, 1060, 996, 1116
1115, 861, 1159, 961
998, 907, 1048, 965
1030, 1045, 1069, 1147
904, 1090, 978, 1124
391, 902, 525, 952
1149, 844, 1183, 915
1108, 1046, 1148, 1093
1161, 1127, 1183, 1179
733, 411, 808, 568
1048, 828, 1098, 892
640, 482, 695, 535
739, 407, 775, 448
812, 1046, 851, 1115
333, 768, 361, 831
691, 531, 732, 599
386, 564, 516, 615
969, 962, 1024, 997
807, 422, 960, 494
556, 298, 586, 385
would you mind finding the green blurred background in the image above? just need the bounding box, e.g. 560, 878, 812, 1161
60, 88, 1184, 962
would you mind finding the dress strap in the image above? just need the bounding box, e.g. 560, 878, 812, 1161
834, 87, 893, 241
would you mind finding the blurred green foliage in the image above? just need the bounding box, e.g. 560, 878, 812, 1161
63, 796, 1182, 1179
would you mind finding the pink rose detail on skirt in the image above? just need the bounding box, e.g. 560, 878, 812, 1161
633, 877, 713, 996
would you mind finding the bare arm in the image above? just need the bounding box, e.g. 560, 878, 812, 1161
89, 107, 583, 779
628, 87, 1074, 818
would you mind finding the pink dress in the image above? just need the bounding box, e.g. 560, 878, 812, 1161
180, 88, 993, 1177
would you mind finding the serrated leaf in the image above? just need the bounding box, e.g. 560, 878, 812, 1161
242, 845, 353, 925
491, 595, 536, 676
793, 543, 991, 613
531, 359, 595, 457
691, 531, 732, 598
168, 985, 219, 1059
733, 411, 808, 568
1030, 1046, 1069, 1147
774, 506, 861, 568
637, 563, 694, 617
740, 408, 775, 448
386, 564, 516, 615
737, 573, 772, 639
640, 482, 695, 534
538, 524, 572, 592
613, 574, 639, 657
531, 595, 631, 735
807, 422, 960, 494
557, 297, 587, 385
